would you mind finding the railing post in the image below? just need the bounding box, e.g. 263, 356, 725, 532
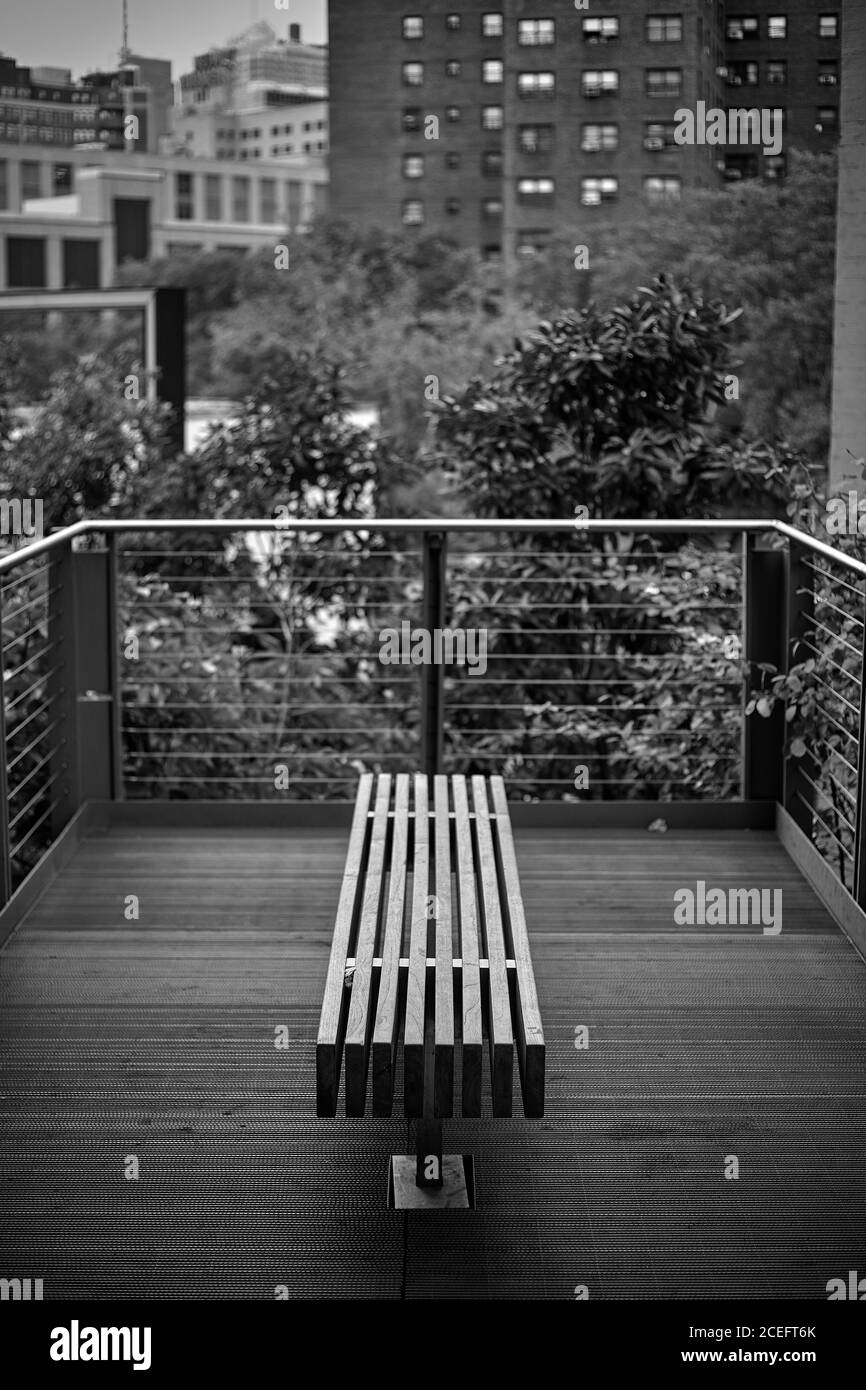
0, 587, 13, 906
851, 586, 866, 906
48, 542, 81, 839
48, 541, 120, 821
783, 539, 816, 839
742, 534, 786, 802
107, 533, 124, 800
420, 531, 447, 777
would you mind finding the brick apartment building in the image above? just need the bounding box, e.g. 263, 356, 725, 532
329, 1, 841, 260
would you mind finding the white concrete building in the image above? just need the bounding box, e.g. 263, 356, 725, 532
0, 143, 327, 289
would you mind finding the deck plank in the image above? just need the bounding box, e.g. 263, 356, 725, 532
0, 821, 864, 1299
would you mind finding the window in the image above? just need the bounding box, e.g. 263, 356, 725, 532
518, 19, 555, 46
582, 16, 619, 43
446, 151, 461, 169
581, 176, 618, 206
645, 68, 682, 97
446, 59, 462, 77
482, 149, 503, 175
482, 60, 503, 83
819, 15, 838, 39
766, 60, 787, 85
644, 175, 681, 204
7, 235, 47, 288
232, 175, 250, 221
260, 177, 277, 223
445, 105, 461, 122
728, 60, 759, 86
205, 173, 221, 219
767, 16, 787, 39
482, 196, 502, 218
21, 161, 41, 200
482, 104, 504, 130
816, 105, 838, 131
403, 16, 423, 40
446, 13, 461, 31
517, 231, 551, 257
520, 123, 555, 154
402, 107, 422, 133
62, 238, 100, 290
646, 15, 683, 42
818, 60, 839, 85
445, 196, 461, 214
0, 160, 9, 211
517, 176, 555, 205
175, 170, 193, 219
581, 122, 618, 152
764, 154, 786, 179
644, 120, 678, 149
482, 13, 503, 38
519, 70, 556, 98
53, 163, 72, 193
402, 62, 424, 86
726, 16, 759, 40
285, 180, 302, 226
402, 198, 424, 225
582, 70, 618, 97
403, 153, 425, 178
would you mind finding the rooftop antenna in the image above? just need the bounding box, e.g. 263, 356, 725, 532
120, 0, 131, 65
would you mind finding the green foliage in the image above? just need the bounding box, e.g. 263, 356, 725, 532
0, 354, 173, 529
517, 151, 836, 467
432, 276, 809, 520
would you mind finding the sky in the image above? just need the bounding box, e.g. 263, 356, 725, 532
2, 0, 328, 79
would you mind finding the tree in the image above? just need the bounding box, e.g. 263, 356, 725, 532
515, 151, 836, 468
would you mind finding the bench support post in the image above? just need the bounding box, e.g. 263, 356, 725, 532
415, 1119, 443, 1189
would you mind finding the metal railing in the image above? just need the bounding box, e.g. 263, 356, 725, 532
0, 516, 865, 911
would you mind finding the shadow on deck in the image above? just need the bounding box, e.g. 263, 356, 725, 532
1, 821, 865, 1299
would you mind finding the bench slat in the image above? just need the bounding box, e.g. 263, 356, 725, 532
403, 773, 429, 1116
433, 775, 455, 1117
371, 773, 410, 1116
490, 776, 546, 1117
471, 775, 514, 1117
344, 775, 392, 1115
315, 772, 374, 1116
452, 775, 483, 1117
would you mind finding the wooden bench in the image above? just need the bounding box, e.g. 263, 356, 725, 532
316, 773, 544, 1201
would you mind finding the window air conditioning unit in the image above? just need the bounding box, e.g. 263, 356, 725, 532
584, 88, 602, 98
818, 74, 837, 84
729, 26, 744, 41
644, 136, 665, 150
728, 75, 743, 86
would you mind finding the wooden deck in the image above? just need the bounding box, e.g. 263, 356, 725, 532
1, 822, 865, 1299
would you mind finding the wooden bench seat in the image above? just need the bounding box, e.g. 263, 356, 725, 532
316, 773, 545, 1120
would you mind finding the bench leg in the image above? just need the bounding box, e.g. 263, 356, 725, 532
388, 1122, 475, 1210
415, 1119, 443, 1188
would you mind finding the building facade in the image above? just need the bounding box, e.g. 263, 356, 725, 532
0, 144, 327, 290
173, 21, 328, 160
329, 1, 842, 258
0, 52, 172, 156
829, 0, 865, 488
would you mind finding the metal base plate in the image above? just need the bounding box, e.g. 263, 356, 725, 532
388, 1155, 476, 1210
